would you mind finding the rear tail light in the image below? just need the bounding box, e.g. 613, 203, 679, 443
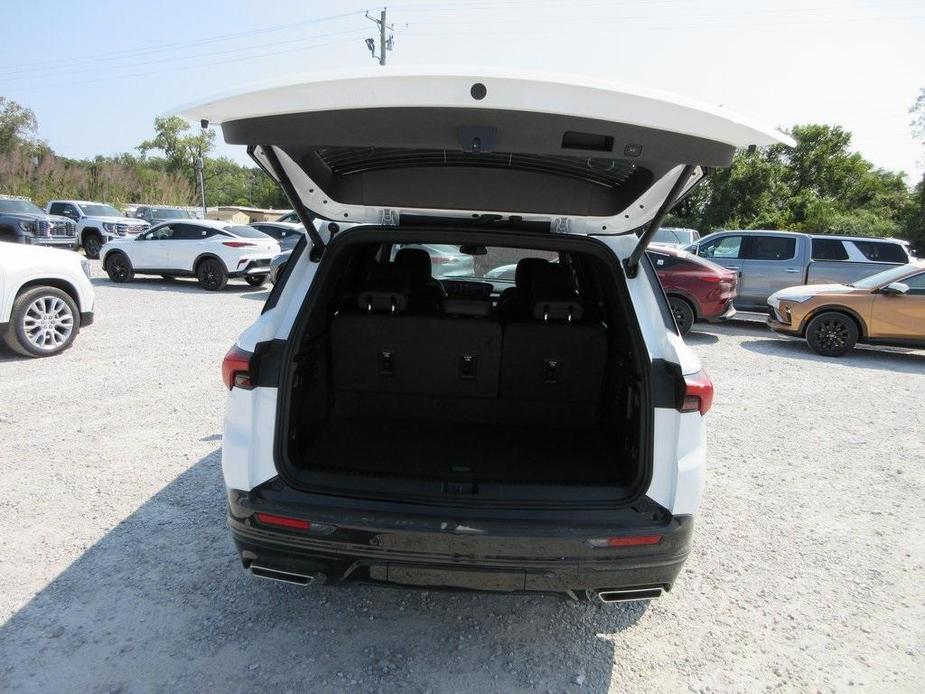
588, 535, 663, 548
222, 344, 253, 390
223, 241, 257, 248
680, 369, 713, 415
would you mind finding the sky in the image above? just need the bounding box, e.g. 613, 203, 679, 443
2, 0, 924, 181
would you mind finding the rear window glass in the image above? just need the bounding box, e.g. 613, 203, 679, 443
228, 225, 272, 239
647, 251, 683, 268
811, 238, 849, 261
851, 240, 907, 263
746, 236, 796, 261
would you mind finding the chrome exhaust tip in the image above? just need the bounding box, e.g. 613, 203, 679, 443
596, 587, 663, 603
249, 564, 315, 586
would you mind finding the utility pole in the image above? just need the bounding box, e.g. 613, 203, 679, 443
365, 7, 394, 65
197, 119, 208, 218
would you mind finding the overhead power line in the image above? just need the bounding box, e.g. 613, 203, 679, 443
8, 36, 363, 94
0, 27, 369, 84
0, 9, 365, 76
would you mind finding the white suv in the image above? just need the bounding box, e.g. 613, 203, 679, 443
46, 200, 149, 259
183, 68, 790, 601
1, 244, 94, 357
100, 220, 280, 290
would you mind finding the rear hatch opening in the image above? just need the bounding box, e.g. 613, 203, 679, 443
274, 227, 653, 508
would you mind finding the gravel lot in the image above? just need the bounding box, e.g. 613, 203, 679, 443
1, 261, 923, 693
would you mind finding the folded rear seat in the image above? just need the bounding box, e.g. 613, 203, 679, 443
331, 269, 502, 411
500, 265, 607, 404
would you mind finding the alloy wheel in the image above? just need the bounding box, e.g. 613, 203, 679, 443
812, 318, 849, 351
109, 256, 128, 280
22, 296, 74, 352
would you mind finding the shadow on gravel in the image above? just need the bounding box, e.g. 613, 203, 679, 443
741, 338, 925, 374
91, 277, 266, 295
0, 450, 645, 693
684, 331, 719, 346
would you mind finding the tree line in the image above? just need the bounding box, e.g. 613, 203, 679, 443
0, 98, 287, 212
1, 94, 923, 251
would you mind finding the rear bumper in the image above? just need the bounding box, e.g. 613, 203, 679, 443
229, 258, 273, 277
704, 300, 736, 323
226, 489, 694, 598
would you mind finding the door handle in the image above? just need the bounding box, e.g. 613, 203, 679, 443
784, 268, 801, 273
726, 265, 740, 270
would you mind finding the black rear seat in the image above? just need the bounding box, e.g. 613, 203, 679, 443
332, 268, 501, 400
500, 265, 607, 403
331, 260, 606, 418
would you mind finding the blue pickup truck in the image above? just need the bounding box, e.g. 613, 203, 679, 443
689, 230, 914, 311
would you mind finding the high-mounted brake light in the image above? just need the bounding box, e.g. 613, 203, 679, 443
255, 512, 311, 531
222, 344, 253, 390
223, 241, 257, 248
680, 369, 713, 415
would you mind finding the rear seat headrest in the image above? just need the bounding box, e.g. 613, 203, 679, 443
357, 265, 409, 313
531, 264, 583, 322
394, 248, 434, 287
514, 257, 550, 290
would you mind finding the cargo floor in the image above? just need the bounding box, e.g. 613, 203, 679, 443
298, 416, 621, 485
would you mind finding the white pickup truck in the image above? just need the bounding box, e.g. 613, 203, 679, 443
45, 200, 149, 259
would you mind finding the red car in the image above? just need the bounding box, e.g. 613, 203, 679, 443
647, 247, 738, 335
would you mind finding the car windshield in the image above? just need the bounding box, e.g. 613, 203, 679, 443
652, 228, 696, 245
0, 198, 43, 214
79, 203, 123, 217
851, 263, 923, 289
228, 225, 273, 239
153, 208, 192, 218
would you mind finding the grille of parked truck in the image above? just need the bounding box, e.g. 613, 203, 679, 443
0, 196, 78, 249
45, 200, 150, 259
179, 67, 793, 601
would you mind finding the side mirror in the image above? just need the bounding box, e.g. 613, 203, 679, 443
881, 282, 909, 295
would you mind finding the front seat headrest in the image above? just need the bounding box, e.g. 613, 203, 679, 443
531, 264, 583, 322
514, 257, 550, 290
394, 248, 434, 287
357, 265, 409, 313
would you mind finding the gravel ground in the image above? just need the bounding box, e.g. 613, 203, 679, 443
1, 261, 923, 693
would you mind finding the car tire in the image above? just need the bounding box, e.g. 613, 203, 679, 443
805, 311, 858, 357
3, 286, 80, 358
105, 252, 134, 283
668, 296, 695, 336
196, 258, 227, 291
244, 274, 266, 287
83, 233, 104, 259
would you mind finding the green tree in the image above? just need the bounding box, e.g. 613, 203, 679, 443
0, 97, 39, 154
908, 87, 925, 251
138, 116, 215, 183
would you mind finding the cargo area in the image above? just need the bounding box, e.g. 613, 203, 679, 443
279, 230, 651, 504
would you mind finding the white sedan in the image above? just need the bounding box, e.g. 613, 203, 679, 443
100, 220, 280, 291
